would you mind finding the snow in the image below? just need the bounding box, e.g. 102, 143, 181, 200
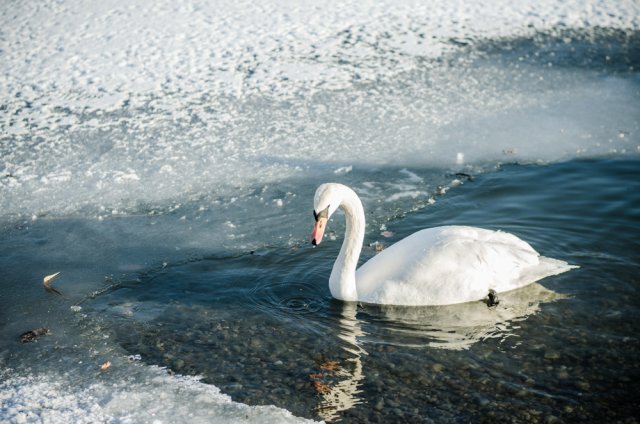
2, 0, 638, 117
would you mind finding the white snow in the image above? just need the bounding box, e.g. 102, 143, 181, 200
1, 0, 638, 117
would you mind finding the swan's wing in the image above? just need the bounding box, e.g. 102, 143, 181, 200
356, 226, 565, 306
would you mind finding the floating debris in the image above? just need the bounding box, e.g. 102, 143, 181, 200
20, 327, 50, 343
369, 241, 385, 252
100, 361, 112, 370
486, 289, 500, 307
43, 272, 63, 296
454, 172, 474, 181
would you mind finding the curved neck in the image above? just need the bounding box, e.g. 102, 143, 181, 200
329, 187, 365, 302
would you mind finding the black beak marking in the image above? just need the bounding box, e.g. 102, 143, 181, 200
313, 206, 329, 222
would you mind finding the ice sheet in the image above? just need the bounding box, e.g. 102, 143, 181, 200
0, 368, 317, 423
2, 1, 639, 219
2, 0, 638, 113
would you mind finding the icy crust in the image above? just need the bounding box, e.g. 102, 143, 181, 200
2, 57, 639, 220
0, 367, 317, 424
0, 0, 639, 220
2, 0, 639, 130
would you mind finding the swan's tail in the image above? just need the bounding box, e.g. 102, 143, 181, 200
523, 256, 579, 284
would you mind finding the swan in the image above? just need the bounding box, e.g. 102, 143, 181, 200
310, 183, 577, 306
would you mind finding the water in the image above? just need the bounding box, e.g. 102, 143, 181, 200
3, 159, 638, 422
88, 159, 640, 422
1, 1, 640, 422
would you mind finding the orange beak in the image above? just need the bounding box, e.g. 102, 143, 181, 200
311, 217, 327, 246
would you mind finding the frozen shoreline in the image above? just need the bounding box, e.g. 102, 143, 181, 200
1, 367, 318, 423
2, 32, 639, 220
2, 0, 639, 220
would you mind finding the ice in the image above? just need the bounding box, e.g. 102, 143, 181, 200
0, 368, 317, 424
2, 1, 638, 116
2, 60, 638, 219
386, 191, 427, 202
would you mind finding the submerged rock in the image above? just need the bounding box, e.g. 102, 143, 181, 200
19, 327, 50, 343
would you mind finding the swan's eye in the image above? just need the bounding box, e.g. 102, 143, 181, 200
313, 206, 329, 222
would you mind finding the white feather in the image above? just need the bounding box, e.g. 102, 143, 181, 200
313, 183, 577, 306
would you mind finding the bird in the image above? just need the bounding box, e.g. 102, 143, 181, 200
310, 183, 577, 306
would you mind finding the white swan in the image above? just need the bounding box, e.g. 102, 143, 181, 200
311, 183, 577, 306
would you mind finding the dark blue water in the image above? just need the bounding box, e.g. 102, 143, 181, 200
88, 158, 640, 422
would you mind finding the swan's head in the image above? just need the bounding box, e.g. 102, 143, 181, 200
311, 183, 343, 246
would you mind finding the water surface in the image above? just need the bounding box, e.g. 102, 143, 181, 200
90, 158, 640, 422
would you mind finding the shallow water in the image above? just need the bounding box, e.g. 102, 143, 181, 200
87, 158, 640, 422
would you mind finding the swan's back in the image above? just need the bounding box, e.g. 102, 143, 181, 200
355, 226, 575, 306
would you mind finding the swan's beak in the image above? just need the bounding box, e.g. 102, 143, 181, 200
311, 217, 327, 246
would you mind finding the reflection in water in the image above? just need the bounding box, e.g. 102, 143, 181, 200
313, 302, 367, 422
363, 282, 566, 350
314, 283, 565, 420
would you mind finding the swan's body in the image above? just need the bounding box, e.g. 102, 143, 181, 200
311, 183, 577, 306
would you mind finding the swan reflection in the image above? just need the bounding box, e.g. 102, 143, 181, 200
313, 302, 367, 422
364, 282, 566, 350
315, 282, 565, 420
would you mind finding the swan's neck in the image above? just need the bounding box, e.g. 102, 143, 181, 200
329, 188, 365, 302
